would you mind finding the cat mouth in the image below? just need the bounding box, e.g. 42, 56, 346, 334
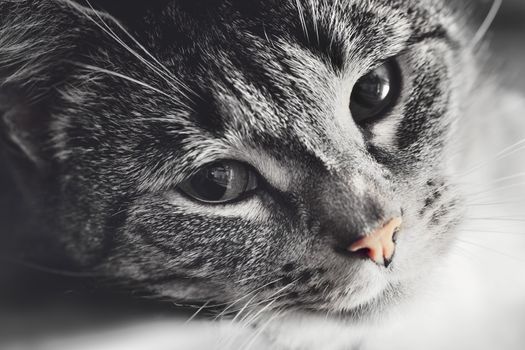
246, 274, 397, 323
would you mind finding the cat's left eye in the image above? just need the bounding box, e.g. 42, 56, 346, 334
350, 59, 402, 124
178, 160, 259, 204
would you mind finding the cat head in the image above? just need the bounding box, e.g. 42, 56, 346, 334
1, 0, 480, 321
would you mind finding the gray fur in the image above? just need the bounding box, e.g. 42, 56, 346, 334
0, 0, 485, 329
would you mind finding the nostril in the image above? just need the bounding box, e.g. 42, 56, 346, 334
350, 246, 373, 260
392, 226, 400, 243
347, 217, 402, 267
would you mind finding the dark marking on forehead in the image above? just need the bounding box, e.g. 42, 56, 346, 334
189, 88, 226, 135
409, 27, 447, 44
295, 15, 346, 71
408, 26, 457, 48
221, 40, 292, 107
294, 3, 401, 69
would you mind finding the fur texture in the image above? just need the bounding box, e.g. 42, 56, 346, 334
0, 1, 516, 349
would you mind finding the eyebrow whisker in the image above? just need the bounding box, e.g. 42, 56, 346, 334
469, 0, 503, 51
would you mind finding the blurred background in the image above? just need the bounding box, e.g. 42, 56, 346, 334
493, 0, 525, 90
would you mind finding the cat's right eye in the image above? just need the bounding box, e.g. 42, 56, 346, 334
350, 59, 402, 124
178, 160, 259, 204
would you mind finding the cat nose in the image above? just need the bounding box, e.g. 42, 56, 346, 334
347, 217, 402, 267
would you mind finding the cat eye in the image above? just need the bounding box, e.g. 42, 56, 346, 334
178, 160, 259, 204
350, 59, 401, 124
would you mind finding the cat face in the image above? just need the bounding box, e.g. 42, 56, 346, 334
1, 0, 474, 320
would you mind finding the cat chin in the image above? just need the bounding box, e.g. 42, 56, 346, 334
335, 268, 389, 310
309, 258, 392, 316
280, 275, 397, 323
258, 283, 405, 350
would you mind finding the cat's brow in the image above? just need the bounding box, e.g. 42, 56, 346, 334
408, 26, 457, 47
294, 16, 346, 71
293, 3, 414, 71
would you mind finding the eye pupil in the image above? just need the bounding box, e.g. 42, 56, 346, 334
355, 70, 390, 105
189, 164, 230, 201
350, 59, 401, 124
179, 161, 258, 204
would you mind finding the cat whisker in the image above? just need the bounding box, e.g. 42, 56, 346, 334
242, 309, 285, 350
214, 277, 284, 321
456, 137, 525, 178
239, 278, 299, 326
227, 290, 284, 326
262, 24, 275, 48
82, 0, 195, 100
469, 0, 503, 51
450, 244, 479, 263
184, 300, 211, 324
3, 48, 57, 85
467, 200, 525, 207
230, 293, 262, 324
464, 181, 525, 199
460, 172, 525, 193
178, 299, 233, 311
235, 294, 284, 325
482, 172, 525, 185
0, 255, 107, 278
465, 196, 525, 208
326, 0, 341, 51
295, 0, 309, 42
231, 278, 297, 324
235, 268, 282, 284
68, 62, 178, 103
461, 229, 525, 236
240, 295, 282, 327
455, 238, 525, 263
308, 0, 320, 44
466, 217, 525, 223
67, 0, 191, 106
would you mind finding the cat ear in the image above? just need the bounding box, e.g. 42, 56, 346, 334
0, 91, 50, 169
0, 2, 59, 168
0, 0, 97, 168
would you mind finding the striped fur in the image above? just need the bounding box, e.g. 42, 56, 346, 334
0, 0, 487, 331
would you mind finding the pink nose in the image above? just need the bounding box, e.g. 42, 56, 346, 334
348, 217, 402, 266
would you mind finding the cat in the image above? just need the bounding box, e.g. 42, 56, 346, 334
1, 0, 524, 349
